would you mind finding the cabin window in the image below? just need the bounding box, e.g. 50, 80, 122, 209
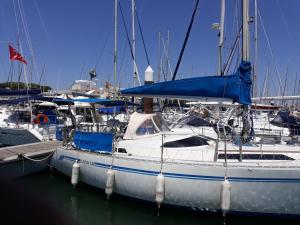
136, 118, 158, 135
76, 108, 85, 115
163, 136, 209, 148
117, 148, 127, 153
218, 154, 294, 161
76, 108, 93, 123
85, 108, 93, 123
153, 114, 170, 131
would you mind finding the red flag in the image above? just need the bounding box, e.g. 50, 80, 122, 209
8, 44, 27, 65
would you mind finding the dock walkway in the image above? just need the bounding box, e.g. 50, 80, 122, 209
0, 141, 62, 178
0, 141, 61, 162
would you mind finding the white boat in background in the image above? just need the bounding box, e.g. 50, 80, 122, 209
0, 102, 59, 146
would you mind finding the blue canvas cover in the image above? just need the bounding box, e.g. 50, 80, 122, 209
100, 100, 138, 107
0, 96, 67, 105
56, 128, 63, 141
42, 110, 58, 124
121, 61, 252, 105
73, 131, 114, 153
0, 89, 41, 96
74, 98, 109, 103
98, 106, 126, 114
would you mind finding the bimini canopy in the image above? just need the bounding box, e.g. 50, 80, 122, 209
121, 61, 252, 105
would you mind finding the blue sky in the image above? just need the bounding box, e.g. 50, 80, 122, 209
0, 0, 299, 96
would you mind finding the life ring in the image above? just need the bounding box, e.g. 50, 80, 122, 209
36, 114, 49, 124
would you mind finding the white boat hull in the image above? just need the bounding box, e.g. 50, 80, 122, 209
51, 148, 300, 216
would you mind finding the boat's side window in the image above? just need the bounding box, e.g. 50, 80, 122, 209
117, 148, 127, 153
136, 119, 158, 135
153, 114, 170, 131
76, 108, 84, 115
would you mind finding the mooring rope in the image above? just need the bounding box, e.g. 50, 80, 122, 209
21, 149, 56, 162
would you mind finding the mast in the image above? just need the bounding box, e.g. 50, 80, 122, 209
16, 38, 21, 90
113, 0, 118, 100
158, 31, 161, 82
253, 0, 258, 97
240, 0, 251, 147
242, 0, 249, 61
132, 0, 137, 87
218, 0, 225, 75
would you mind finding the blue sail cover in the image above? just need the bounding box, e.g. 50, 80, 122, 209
121, 61, 252, 105
73, 131, 114, 153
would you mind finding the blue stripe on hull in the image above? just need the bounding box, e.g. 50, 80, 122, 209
58, 154, 300, 183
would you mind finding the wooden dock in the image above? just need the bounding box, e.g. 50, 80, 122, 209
0, 141, 62, 178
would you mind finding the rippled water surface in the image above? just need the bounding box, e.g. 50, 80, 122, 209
19, 171, 300, 225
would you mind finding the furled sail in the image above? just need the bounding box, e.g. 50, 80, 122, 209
121, 61, 252, 105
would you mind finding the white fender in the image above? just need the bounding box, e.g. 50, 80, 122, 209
155, 173, 165, 208
220, 178, 231, 216
105, 169, 115, 199
71, 161, 80, 187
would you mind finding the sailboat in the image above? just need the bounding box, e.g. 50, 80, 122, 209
51, 0, 300, 216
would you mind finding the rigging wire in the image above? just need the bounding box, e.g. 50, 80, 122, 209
135, 7, 150, 66
118, 2, 135, 69
118, 1, 140, 85
12, 0, 29, 87
259, 66, 268, 103
275, 0, 295, 51
160, 35, 173, 80
117, 36, 128, 87
172, 0, 200, 81
32, 0, 49, 38
223, 26, 242, 75
94, 27, 113, 69
292, 73, 298, 107
13, 0, 21, 37
17, 0, 40, 83
257, 8, 284, 96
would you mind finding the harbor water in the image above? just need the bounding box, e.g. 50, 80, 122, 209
14, 170, 300, 225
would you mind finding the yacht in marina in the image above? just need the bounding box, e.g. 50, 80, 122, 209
51, 0, 300, 217
51, 59, 300, 217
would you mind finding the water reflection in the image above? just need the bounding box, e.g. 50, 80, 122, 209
21, 171, 300, 225
70, 196, 78, 219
